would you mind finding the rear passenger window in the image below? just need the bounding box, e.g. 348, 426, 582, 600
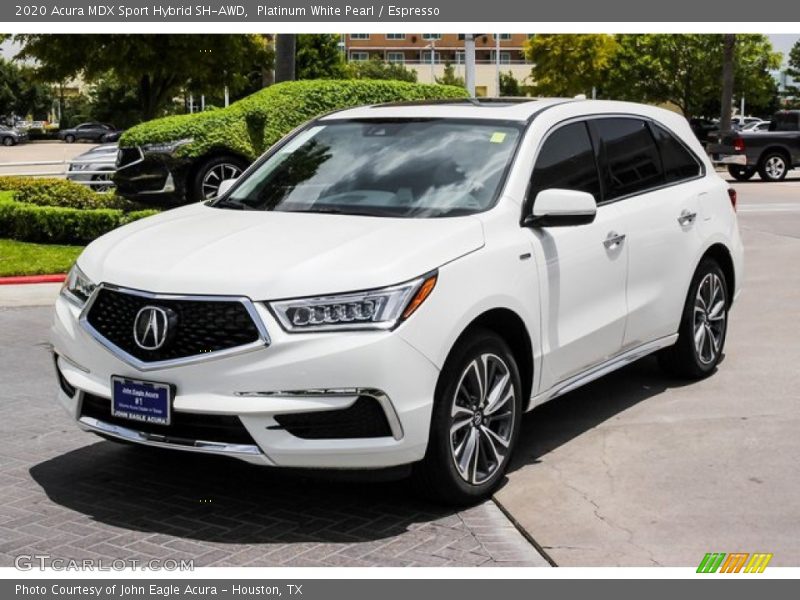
650, 123, 702, 182
529, 122, 601, 204
594, 118, 663, 200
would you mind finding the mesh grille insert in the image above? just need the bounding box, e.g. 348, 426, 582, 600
85, 288, 261, 363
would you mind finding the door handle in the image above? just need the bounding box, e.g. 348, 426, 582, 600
677, 209, 697, 226
603, 231, 626, 249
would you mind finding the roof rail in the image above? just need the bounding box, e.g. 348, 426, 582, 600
375, 97, 540, 108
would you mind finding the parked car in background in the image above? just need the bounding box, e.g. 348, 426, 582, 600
0, 125, 30, 146
740, 120, 770, 132
55, 98, 743, 504
67, 143, 118, 192
113, 80, 468, 207
707, 110, 800, 181
59, 122, 121, 143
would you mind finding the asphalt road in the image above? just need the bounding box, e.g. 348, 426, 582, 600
496, 174, 800, 566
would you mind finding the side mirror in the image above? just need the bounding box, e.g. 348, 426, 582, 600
216, 178, 238, 197
524, 189, 597, 227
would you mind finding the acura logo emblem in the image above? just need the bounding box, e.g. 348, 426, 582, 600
133, 306, 174, 350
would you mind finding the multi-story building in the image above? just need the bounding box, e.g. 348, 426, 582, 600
344, 34, 533, 96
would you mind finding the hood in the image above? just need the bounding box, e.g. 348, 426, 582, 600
80, 203, 485, 300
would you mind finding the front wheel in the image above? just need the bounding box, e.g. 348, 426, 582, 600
64, 134, 75, 144
190, 155, 248, 202
758, 152, 789, 182
412, 329, 522, 505
2, 136, 15, 147
659, 259, 729, 379
727, 165, 756, 181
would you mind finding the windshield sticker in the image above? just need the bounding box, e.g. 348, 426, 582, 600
490, 132, 507, 144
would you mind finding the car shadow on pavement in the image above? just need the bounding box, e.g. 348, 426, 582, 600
506, 355, 701, 473
28, 354, 708, 547
29, 443, 450, 545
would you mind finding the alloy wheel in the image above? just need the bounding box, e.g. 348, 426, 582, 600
449, 353, 516, 485
765, 156, 786, 180
693, 273, 727, 365
201, 163, 243, 199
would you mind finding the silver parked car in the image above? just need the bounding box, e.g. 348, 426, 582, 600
67, 143, 117, 192
0, 125, 29, 146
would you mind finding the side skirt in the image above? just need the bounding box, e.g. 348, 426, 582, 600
526, 334, 678, 411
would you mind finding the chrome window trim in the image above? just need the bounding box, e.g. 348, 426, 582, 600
79, 283, 271, 372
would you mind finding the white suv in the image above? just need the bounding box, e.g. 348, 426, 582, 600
52, 99, 743, 504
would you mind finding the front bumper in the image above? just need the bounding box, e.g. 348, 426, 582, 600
51, 293, 440, 469
113, 150, 190, 206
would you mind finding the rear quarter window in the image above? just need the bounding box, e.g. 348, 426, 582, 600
649, 123, 702, 183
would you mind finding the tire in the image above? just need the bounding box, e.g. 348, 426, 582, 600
658, 259, 729, 379
91, 171, 114, 193
412, 328, 523, 505
190, 155, 248, 202
2, 136, 15, 147
64, 134, 75, 144
757, 152, 789, 182
727, 165, 756, 181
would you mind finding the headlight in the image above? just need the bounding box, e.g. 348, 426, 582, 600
141, 138, 193, 154
269, 272, 437, 332
60, 264, 96, 307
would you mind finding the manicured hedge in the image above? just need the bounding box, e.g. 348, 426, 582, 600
0, 176, 134, 210
0, 193, 158, 245
120, 79, 469, 160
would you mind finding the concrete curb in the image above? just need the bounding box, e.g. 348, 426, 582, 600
0, 274, 66, 286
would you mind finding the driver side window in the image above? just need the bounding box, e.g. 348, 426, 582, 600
528, 121, 602, 209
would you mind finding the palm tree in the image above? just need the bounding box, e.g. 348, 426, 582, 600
720, 34, 736, 130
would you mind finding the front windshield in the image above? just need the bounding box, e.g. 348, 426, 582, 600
213, 118, 523, 218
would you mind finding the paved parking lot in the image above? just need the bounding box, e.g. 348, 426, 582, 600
0, 172, 797, 568
0, 312, 545, 568
497, 175, 800, 566
0, 141, 100, 177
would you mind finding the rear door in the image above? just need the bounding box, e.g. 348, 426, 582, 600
589, 117, 707, 350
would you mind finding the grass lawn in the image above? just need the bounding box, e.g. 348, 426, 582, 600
0, 238, 83, 277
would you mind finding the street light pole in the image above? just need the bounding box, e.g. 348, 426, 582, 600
495, 34, 500, 97
464, 34, 476, 97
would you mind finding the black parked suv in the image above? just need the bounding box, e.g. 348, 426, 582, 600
707, 110, 800, 181
114, 142, 248, 206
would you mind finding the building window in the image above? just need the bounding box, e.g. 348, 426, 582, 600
350, 34, 370, 40
456, 51, 465, 64
386, 34, 406, 40
494, 34, 512, 41
350, 51, 369, 62
422, 34, 442, 41
387, 52, 405, 64
421, 50, 442, 63
492, 51, 512, 64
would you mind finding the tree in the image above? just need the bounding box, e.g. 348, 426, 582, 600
0, 57, 52, 121
499, 71, 522, 96
783, 41, 800, 107
89, 73, 148, 129
14, 34, 273, 121
525, 34, 617, 97
275, 34, 296, 82
346, 57, 417, 82
605, 35, 781, 119
720, 34, 736, 130
296, 34, 346, 79
436, 63, 465, 88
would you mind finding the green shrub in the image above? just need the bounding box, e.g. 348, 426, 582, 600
0, 176, 137, 210
0, 194, 159, 245
120, 79, 469, 160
